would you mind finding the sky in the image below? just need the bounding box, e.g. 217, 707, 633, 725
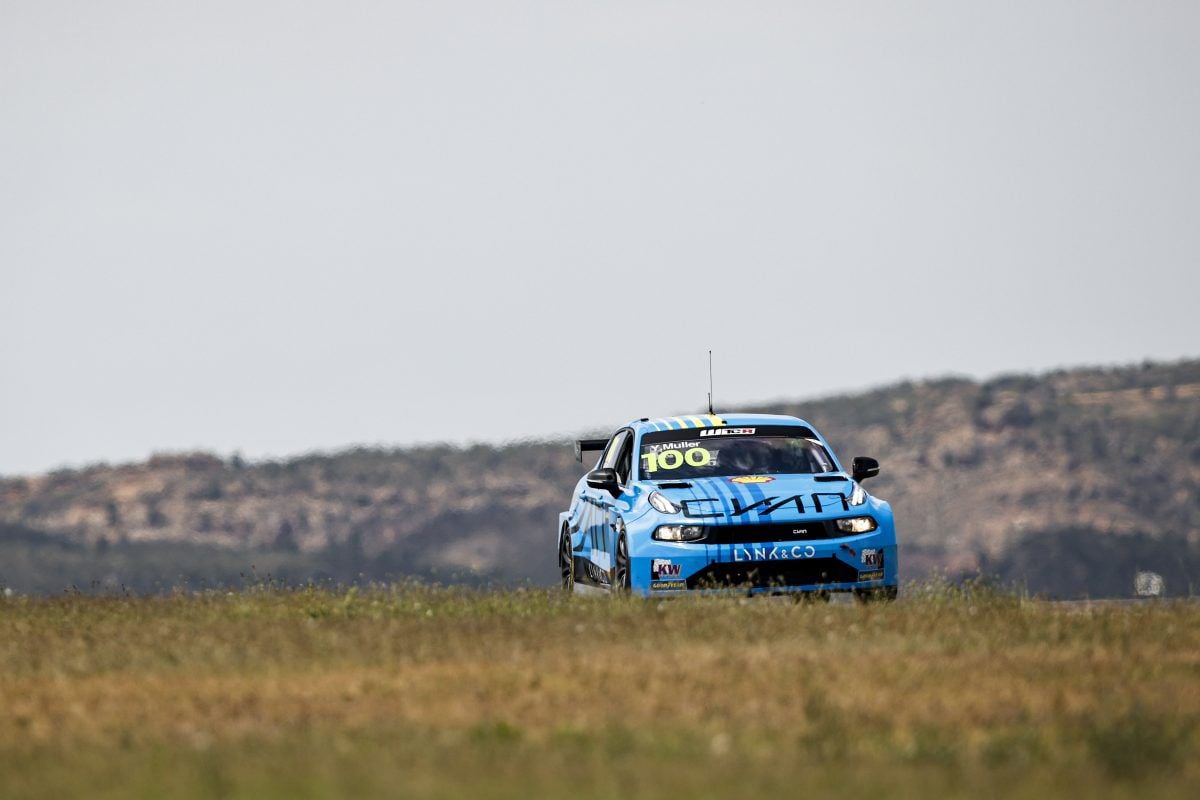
2, 1, 1198, 476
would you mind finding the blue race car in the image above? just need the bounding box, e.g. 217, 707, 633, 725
558, 413, 898, 599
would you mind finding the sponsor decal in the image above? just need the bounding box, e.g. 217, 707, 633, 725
732, 545, 817, 562
651, 558, 682, 580
858, 569, 885, 582
699, 427, 756, 437
682, 492, 851, 519
730, 475, 774, 485
860, 548, 882, 567
649, 441, 699, 451
651, 579, 688, 591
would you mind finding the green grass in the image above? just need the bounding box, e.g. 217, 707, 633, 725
1, 583, 1198, 798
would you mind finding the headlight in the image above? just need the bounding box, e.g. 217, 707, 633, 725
849, 483, 867, 506
653, 525, 705, 542
648, 490, 680, 514
835, 516, 877, 534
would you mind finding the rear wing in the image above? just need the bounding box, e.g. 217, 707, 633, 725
575, 438, 608, 463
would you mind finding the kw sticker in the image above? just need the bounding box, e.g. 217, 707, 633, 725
651, 559, 682, 580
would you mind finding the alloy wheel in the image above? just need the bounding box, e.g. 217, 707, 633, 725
612, 527, 631, 594
559, 530, 574, 592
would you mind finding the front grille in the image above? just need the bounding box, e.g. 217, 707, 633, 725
686, 558, 860, 590
701, 521, 839, 544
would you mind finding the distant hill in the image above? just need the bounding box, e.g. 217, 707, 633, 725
3, 359, 1199, 597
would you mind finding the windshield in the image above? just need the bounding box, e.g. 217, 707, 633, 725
638, 426, 837, 480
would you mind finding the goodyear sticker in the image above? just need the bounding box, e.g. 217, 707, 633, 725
858, 570, 885, 582
729, 475, 774, 485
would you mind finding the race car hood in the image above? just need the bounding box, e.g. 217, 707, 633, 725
651, 473, 857, 523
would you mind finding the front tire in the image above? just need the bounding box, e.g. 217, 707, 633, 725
611, 525, 631, 594
559, 527, 574, 592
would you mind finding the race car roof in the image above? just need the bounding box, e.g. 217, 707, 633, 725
628, 413, 814, 434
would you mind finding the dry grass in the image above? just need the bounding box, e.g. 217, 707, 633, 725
1, 583, 1199, 798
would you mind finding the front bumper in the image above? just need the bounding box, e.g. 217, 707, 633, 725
631, 533, 897, 595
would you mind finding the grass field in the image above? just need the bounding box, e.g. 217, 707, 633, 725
1, 584, 1198, 799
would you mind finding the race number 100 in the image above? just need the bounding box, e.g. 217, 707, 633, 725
641, 447, 711, 473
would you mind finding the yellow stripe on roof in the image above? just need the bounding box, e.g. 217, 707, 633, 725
650, 416, 728, 430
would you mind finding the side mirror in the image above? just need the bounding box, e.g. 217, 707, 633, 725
852, 456, 880, 482
586, 467, 621, 496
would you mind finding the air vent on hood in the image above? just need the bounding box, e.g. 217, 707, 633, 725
655, 481, 693, 489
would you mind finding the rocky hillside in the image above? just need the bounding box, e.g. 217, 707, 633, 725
3, 359, 1199, 596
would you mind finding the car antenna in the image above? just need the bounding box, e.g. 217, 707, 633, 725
707, 349, 714, 415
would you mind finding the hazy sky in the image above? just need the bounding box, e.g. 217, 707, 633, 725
2, 1, 1198, 476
